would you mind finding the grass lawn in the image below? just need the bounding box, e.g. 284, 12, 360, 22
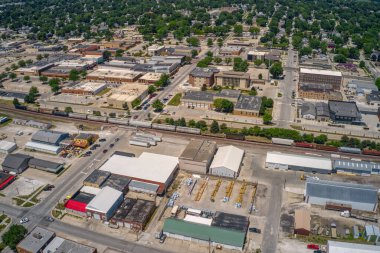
168, 93, 182, 106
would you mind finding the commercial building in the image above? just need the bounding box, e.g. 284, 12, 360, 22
300, 102, 316, 120
332, 159, 380, 176
316, 102, 331, 121
25, 142, 62, 155
305, 179, 378, 212
298, 83, 343, 101
98, 152, 178, 195
210, 145, 244, 178
181, 91, 214, 109
234, 95, 262, 117
42, 237, 97, 253
347, 80, 378, 95
0, 172, 15, 190
12, 119, 51, 130
86, 66, 143, 83
265, 152, 333, 174
83, 170, 111, 188
31, 130, 69, 146
102, 174, 131, 194
107, 83, 148, 109
299, 68, 343, 91
111, 198, 155, 230
364, 225, 380, 243
61, 82, 108, 95
138, 72, 162, 84
328, 100, 362, 123
215, 71, 251, 90
179, 139, 217, 174
219, 46, 243, 56
86, 186, 123, 220
148, 45, 165, 56
28, 158, 64, 174
65, 191, 95, 216
188, 67, 219, 87
327, 241, 380, 253
171, 46, 201, 57
294, 208, 311, 236
0, 140, 17, 154
247, 51, 266, 61
17, 227, 55, 253
1, 153, 32, 174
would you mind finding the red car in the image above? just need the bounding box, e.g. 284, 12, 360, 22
307, 244, 319, 250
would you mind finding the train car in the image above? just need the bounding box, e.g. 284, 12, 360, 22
26, 106, 39, 112
176, 126, 201, 135
135, 132, 161, 142
294, 142, 315, 148
68, 113, 88, 120
108, 118, 129, 125
131, 136, 156, 146
53, 111, 68, 117
315, 144, 339, 152
152, 123, 176, 131
272, 138, 294, 146
362, 149, 380, 156
39, 108, 54, 114
87, 115, 108, 122
338, 147, 362, 154
129, 140, 150, 147
226, 133, 245, 140
15, 105, 27, 110
129, 120, 152, 128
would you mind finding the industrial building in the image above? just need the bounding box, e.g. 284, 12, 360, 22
179, 139, 217, 174
347, 80, 378, 95
0, 140, 17, 154
327, 241, 380, 253
138, 72, 162, 84
61, 82, 108, 95
98, 152, 178, 195
107, 83, 148, 109
16, 227, 55, 253
209, 145, 244, 178
215, 71, 251, 90
0, 172, 15, 190
42, 236, 97, 253
83, 170, 111, 188
1, 153, 32, 174
332, 159, 380, 176
86, 66, 143, 83
111, 198, 155, 230
305, 179, 378, 212
365, 225, 380, 243
299, 68, 342, 91
25, 141, 62, 155
31, 130, 69, 146
28, 158, 64, 174
188, 67, 219, 87
265, 151, 333, 174
86, 186, 123, 220
298, 83, 343, 101
65, 191, 95, 216
12, 119, 51, 129
102, 174, 130, 194
294, 208, 311, 236
181, 91, 214, 109
328, 100, 362, 124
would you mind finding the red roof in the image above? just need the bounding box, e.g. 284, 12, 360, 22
0, 175, 15, 190
65, 199, 87, 213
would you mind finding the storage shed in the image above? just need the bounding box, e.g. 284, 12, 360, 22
1, 153, 32, 174
179, 139, 217, 174
0, 140, 17, 154
209, 145, 244, 178
294, 208, 311, 235
305, 179, 378, 212
28, 158, 64, 174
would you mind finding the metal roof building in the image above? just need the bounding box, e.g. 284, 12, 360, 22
25, 141, 62, 155
210, 145, 245, 178
163, 218, 246, 251
327, 241, 380, 253
266, 151, 333, 174
179, 139, 217, 174
305, 179, 378, 212
28, 158, 64, 174
31, 130, 69, 146
83, 170, 111, 188
98, 152, 178, 194
1, 153, 32, 174
43, 236, 96, 253
86, 186, 123, 220
333, 159, 380, 176
17, 227, 55, 253
0, 140, 17, 154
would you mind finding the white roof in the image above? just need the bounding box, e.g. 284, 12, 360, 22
86, 186, 122, 214
0, 140, 16, 151
300, 68, 342, 77
43, 237, 65, 253
184, 214, 212, 226
25, 141, 61, 153
327, 241, 380, 253
210, 145, 244, 173
266, 151, 332, 171
99, 153, 178, 183
248, 51, 266, 56
80, 186, 101, 195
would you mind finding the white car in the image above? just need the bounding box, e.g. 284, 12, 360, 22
20, 217, 29, 224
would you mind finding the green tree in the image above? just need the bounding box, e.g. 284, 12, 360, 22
314, 134, 328, 144
254, 59, 263, 66
8, 72, 16, 79
186, 37, 200, 47
263, 113, 272, 124
249, 26, 260, 36
233, 57, 249, 72
269, 62, 283, 79
2, 225, 27, 250
188, 119, 196, 128
195, 120, 207, 130
376, 78, 380, 90
13, 98, 20, 107
258, 73, 263, 80
233, 24, 243, 36
132, 98, 141, 108
36, 54, 43, 61
154, 74, 170, 87
207, 38, 213, 47
210, 120, 220, 133
69, 69, 80, 82
177, 117, 186, 127
18, 60, 26, 67
102, 51, 112, 61
152, 99, 164, 111
39, 76, 48, 82
64, 107, 73, 113
115, 49, 124, 57
249, 88, 257, 96
359, 61, 365, 68
225, 57, 232, 65
333, 54, 347, 63
191, 49, 198, 58
23, 75, 30, 81
148, 85, 156, 94
217, 38, 223, 48
122, 102, 129, 110
214, 57, 222, 64
213, 98, 234, 113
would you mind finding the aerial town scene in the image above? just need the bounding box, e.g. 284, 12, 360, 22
0, 0, 380, 253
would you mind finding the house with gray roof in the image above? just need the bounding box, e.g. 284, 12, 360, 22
316, 102, 330, 121
328, 100, 361, 124
1, 153, 32, 174
305, 179, 378, 212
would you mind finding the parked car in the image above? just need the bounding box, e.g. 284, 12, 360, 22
159, 234, 167, 243
44, 216, 54, 222
313, 251, 322, 253
249, 227, 261, 233
103, 149, 108, 153
307, 244, 319, 250
109, 144, 114, 148
20, 217, 29, 224
115, 138, 120, 142
99, 138, 106, 142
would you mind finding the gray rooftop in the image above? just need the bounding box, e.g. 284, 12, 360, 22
190, 67, 219, 78
212, 211, 249, 232
235, 95, 262, 111
83, 170, 111, 187
217, 89, 241, 98
102, 174, 131, 192
31, 130, 68, 145
316, 102, 330, 117
299, 83, 334, 92
305, 179, 378, 204
17, 227, 55, 253
2, 153, 32, 170
328, 101, 361, 118
333, 159, 380, 173
28, 158, 64, 173
182, 91, 214, 102
180, 139, 217, 163
54, 238, 96, 253
301, 102, 316, 116
348, 80, 378, 91
129, 180, 159, 192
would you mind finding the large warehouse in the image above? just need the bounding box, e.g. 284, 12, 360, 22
85, 186, 123, 220
305, 179, 378, 212
327, 241, 380, 253
209, 145, 245, 178
266, 151, 333, 174
179, 139, 217, 174
98, 152, 178, 194
332, 159, 380, 176
31, 130, 69, 146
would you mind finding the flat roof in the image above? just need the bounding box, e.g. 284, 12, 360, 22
211, 211, 249, 232
328, 100, 361, 118
43, 236, 96, 253
139, 72, 162, 81
113, 198, 155, 225
71, 191, 95, 204
108, 83, 148, 102
294, 208, 311, 231
87, 67, 142, 79
98, 153, 178, 184
102, 174, 131, 192
235, 95, 262, 111
333, 159, 380, 172
86, 186, 122, 214
190, 67, 219, 78
182, 91, 214, 102
184, 214, 212, 226
327, 241, 380, 253
83, 170, 111, 187
80, 186, 101, 195
210, 145, 244, 173
266, 151, 332, 171
17, 227, 55, 253
63, 82, 107, 92
180, 139, 217, 163
215, 71, 250, 79
300, 68, 342, 77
